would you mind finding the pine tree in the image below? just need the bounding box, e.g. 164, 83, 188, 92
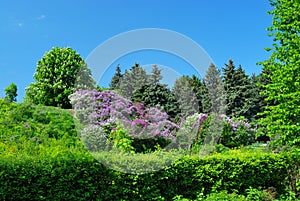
232, 65, 252, 119
117, 63, 150, 99
189, 75, 205, 113
172, 76, 199, 118
222, 60, 254, 119
150, 64, 163, 85
222, 59, 237, 117
109, 64, 122, 90
203, 63, 226, 115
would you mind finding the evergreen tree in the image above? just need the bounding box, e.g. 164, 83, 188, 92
247, 73, 263, 120
4, 83, 17, 102
232, 65, 252, 119
222, 60, 255, 120
150, 64, 163, 85
189, 75, 205, 113
203, 63, 226, 115
109, 64, 122, 90
172, 76, 199, 118
222, 59, 236, 117
117, 63, 150, 99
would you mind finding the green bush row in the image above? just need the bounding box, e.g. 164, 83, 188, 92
0, 149, 298, 200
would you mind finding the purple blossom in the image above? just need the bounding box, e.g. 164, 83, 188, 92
70, 89, 178, 140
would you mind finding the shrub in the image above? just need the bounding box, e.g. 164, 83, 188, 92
0, 149, 297, 200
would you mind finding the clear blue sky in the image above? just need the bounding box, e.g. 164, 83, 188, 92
0, 0, 273, 101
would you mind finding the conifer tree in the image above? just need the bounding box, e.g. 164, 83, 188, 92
117, 63, 150, 99
222, 59, 237, 117
189, 75, 205, 113
232, 65, 252, 119
203, 63, 226, 115
172, 76, 199, 118
150, 64, 163, 85
109, 64, 122, 90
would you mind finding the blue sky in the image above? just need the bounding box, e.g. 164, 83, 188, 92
0, 0, 273, 101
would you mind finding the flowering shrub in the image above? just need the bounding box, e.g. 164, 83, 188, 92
177, 113, 257, 149
220, 116, 257, 148
69, 90, 178, 152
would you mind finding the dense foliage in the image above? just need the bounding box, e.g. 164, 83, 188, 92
0, 0, 300, 199
0, 99, 77, 145
258, 0, 300, 147
4, 83, 17, 102
26, 47, 95, 109
0, 148, 298, 200
132, 84, 180, 120
69, 89, 178, 153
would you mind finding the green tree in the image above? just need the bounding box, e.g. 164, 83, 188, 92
222, 60, 253, 119
189, 75, 206, 113
150, 64, 163, 85
172, 76, 199, 118
132, 84, 180, 119
117, 63, 150, 99
232, 66, 253, 119
26, 47, 95, 109
109, 64, 122, 90
203, 63, 226, 114
222, 59, 236, 117
247, 73, 263, 120
4, 83, 17, 102
258, 0, 300, 147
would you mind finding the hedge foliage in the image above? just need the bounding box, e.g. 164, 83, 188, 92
0, 99, 77, 143
0, 149, 298, 200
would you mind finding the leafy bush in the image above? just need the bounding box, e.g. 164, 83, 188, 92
0, 149, 297, 200
69, 90, 178, 153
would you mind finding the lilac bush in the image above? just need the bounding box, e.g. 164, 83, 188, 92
69, 89, 178, 152
177, 113, 257, 149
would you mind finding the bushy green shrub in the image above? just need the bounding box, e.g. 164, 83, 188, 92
0, 149, 297, 200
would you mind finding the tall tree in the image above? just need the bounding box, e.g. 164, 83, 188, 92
109, 64, 122, 90
258, 0, 300, 147
189, 75, 205, 114
4, 83, 17, 102
222, 59, 236, 117
26, 47, 95, 108
149, 64, 163, 85
172, 76, 199, 118
232, 65, 252, 119
222, 60, 254, 119
247, 73, 263, 120
117, 63, 150, 99
203, 63, 226, 115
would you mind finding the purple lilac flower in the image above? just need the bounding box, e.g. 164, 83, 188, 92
244, 123, 251, 128
70, 89, 178, 140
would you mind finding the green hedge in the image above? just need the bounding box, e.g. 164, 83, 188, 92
0, 149, 298, 200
